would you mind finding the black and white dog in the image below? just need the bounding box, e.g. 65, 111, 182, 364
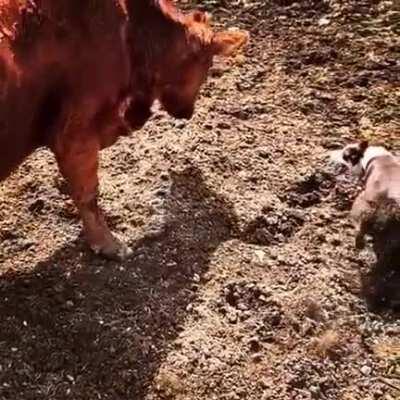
330, 141, 400, 260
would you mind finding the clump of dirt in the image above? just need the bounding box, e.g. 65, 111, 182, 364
284, 170, 336, 208
0, 0, 399, 399
241, 206, 305, 245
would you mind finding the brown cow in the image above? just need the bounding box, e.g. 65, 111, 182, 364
0, 0, 248, 259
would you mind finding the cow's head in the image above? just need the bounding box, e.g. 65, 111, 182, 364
148, 1, 248, 120
125, 0, 248, 127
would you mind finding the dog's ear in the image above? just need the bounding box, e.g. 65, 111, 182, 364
359, 140, 369, 154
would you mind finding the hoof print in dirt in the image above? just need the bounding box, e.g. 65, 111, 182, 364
242, 207, 305, 246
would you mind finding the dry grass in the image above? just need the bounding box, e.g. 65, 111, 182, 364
313, 329, 343, 360
374, 340, 400, 361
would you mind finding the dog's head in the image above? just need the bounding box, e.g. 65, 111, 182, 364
330, 140, 369, 177
330, 140, 393, 178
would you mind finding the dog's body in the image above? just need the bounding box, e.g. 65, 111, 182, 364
332, 142, 400, 259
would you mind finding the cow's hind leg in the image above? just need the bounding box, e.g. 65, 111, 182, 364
53, 135, 131, 260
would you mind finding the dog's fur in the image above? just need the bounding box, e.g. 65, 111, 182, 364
331, 141, 400, 260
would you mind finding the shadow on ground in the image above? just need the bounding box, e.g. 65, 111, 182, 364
0, 166, 239, 399
361, 248, 400, 312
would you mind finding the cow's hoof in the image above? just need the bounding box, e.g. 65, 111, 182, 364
91, 240, 132, 261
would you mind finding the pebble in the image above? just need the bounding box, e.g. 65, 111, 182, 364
318, 17, 330, 26
254, 249, 265, 263
228, 313, 238, 324
65, 300, 74, 309
309, 385, 320, 395
248, 337, 261, 352
361, 365, 372, 376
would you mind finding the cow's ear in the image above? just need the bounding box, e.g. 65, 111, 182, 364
211, 30, 249, 57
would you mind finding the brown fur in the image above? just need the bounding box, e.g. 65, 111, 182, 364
0, 0, 248, 258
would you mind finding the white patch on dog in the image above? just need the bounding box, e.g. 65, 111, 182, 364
361, 146, 391, 170
329, 149, 346, 165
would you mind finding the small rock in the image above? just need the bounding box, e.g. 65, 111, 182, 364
257, 148, 270, 159
248, 336, 261, 352
361, 365, 372, 376
20, 239, 35, 250
309, 385, 320, 395
254, 250, 265, 263
166, 261, 177, 268
216, 121, 230, 130
318, 17, 330, 26
228, 312, 238, 324
186, 303, 193, 312
65, 300, 74, 309
173, 120, 186, 129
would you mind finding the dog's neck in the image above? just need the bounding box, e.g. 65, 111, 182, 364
361, 146, 392, 172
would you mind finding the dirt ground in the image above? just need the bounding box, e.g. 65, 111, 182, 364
0, 0, 399, 399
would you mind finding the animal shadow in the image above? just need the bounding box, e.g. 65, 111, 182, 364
360, 233, 400, 312
0, 166, 239, 399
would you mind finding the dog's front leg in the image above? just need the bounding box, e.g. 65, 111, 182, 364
351, 191, 371, 251
354, 222, 367, 250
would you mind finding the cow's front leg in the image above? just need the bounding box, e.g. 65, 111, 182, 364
54, 136, 131, 260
